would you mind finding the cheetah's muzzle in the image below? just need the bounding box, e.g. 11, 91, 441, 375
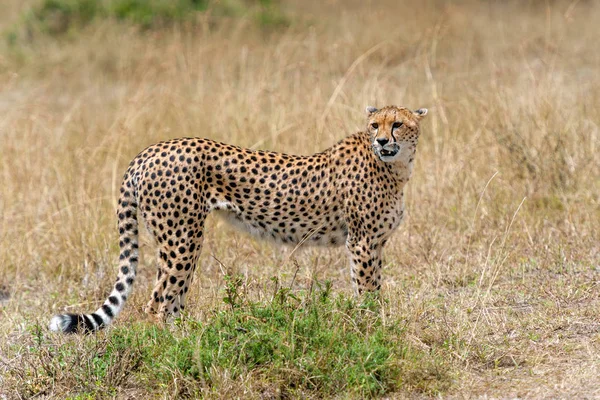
374, 143, 400, 159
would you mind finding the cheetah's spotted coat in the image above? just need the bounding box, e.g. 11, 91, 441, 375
50, 105, 428, 333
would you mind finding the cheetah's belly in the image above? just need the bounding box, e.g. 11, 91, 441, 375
214, 207, 348, 247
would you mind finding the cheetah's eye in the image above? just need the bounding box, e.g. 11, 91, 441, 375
370, 123, 379, 130
392, 121, 403, 129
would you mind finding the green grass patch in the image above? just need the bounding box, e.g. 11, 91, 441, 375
8, 0, 288, 42
8, 279, 452, 398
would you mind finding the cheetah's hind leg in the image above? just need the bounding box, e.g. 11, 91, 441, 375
145, 229, 204, 322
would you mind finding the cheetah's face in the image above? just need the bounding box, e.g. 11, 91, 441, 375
366, 106, 428, 163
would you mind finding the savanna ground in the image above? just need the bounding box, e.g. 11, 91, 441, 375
0, 0, 599, 398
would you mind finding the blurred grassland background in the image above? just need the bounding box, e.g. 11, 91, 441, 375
0, 0, 599, 398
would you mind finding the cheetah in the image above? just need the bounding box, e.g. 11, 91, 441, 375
49, 105, 428, 333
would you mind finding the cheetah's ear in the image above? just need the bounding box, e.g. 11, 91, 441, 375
413, 108, 428, 120
366, 106, 378, 116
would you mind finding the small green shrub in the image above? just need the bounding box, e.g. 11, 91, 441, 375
115, 280, 449, 397
8, 280, 451, 398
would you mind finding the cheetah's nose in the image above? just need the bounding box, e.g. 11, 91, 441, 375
376, 138, 389, 146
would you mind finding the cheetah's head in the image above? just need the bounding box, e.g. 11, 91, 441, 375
366, 105, 428, 163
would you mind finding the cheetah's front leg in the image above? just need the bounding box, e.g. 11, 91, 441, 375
345, 236, 386, 294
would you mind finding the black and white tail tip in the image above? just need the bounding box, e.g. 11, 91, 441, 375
49, 312, 106, 334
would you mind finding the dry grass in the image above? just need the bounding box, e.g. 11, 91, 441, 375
1, 0, 599, 398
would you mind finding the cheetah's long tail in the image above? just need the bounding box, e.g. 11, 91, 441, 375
49, 180, 139, 334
